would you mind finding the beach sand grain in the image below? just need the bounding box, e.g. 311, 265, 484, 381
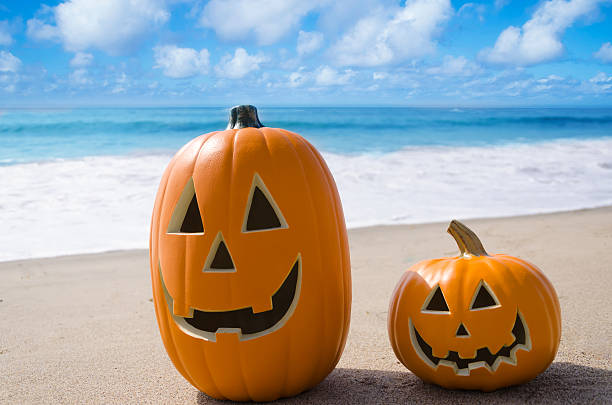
1, 207, 611, 404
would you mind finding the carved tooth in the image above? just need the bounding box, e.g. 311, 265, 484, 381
505, 351, 518, 366
251, 298, 274, 314
458, 349, 476, 359
491, 357, 504, 372
173, 300, 192, 317
504, 332, 517, 347
432, 348, 448, 359
487, 341, 505, 356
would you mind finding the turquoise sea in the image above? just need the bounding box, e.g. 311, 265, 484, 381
1, 106, 612, 260
2, 107, 612, 163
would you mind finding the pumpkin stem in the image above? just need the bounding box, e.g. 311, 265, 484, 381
227, 105, 264, 129
447, 220, 489, 257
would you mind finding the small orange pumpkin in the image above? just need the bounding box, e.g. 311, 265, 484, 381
149, 105, 351, 401
388, 220, 561, 391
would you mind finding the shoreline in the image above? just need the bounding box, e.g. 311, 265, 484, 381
3, 133, 612, 262
2, 205, 611, 264
1, 206, 611, 403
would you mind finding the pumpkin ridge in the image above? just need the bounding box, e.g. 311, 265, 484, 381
227, 133, 239, 391
300, 134, 351, 333
202, 334, 226, 399
500, 255, 560, 310
289, 133, 329, 391
279, 129, 331, 390
264, 132, 293, 399
168, 307, 200, 389
298, 133, 349, 372
236, 337, 254, 401
152, 147, 193, 382
199, 336, 223, 398
478, 258, 516, 355
523, 269, 559, 361
494, 255, 561, 342
389, 272, 412, 367
522, 257, 561, 339
255, 127, 304, 397
173, 135, 215, 387
303, 133, 351, 386
185, 134, 217, 317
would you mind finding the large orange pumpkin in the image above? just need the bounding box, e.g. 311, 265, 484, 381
388, 220, 561, 391
149, 105, 351, 401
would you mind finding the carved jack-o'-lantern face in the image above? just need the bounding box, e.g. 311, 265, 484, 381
159, 173, 301, 342
410, 281, 530, 377
149, 106, 351, 402
388, 221, 561, 391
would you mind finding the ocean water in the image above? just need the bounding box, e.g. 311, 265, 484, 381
1, 107, 612, 261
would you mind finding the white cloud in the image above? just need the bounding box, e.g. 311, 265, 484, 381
27, 0, 170, 54
330, 0, 452, 67
480, 0, 603, 66
285, 65, 356, 88
69, 68, 91, 85
317, 0, 389, 36
495, 0, 510, 10
200, 0, 320, 45
373, 72, 388, 80
153, 45, 210, 78
215, 48, 267, 79
27, 18, 61, 41
70, 52, 93, 67
0, 20, 14, 46
1, 81, 16, 93
288, 69, 308, 88
112, 72, 129, 93
588, 72, 612, 92
0, 51, 21, 73
457, 3, 486, 21
315, 65, 355, 86
427, 55, 481, 76
594, 42, 612, 63
297, 30, 324, 56
590, 72, 612, 83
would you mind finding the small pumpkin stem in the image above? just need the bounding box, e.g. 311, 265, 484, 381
227, 105, 264, 129
447, 220, 489, 257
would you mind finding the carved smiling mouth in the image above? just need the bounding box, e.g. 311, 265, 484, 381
409, 312, 531, 376
160, 256, 301, 342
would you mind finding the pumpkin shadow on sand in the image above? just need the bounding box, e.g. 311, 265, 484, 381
196, 362, 611, 404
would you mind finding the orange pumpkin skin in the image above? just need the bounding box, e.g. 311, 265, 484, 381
388, 221, 561, 391
149, 108, 351, 401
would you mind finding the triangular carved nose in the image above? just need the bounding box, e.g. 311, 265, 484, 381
211, 240, 234, 269
204, 232, 236, 272
456, 322, 470, 337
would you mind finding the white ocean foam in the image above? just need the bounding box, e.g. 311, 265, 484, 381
1, 138, 611, 261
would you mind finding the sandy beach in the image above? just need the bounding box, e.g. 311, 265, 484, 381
1, 207, 611, 404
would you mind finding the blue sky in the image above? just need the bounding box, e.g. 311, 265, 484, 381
1, 0, 612, 106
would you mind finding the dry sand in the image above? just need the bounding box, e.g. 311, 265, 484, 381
1, 208, 611, 404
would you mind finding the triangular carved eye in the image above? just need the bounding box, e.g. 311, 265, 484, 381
167, 178, 204, 234
470, 281, 500, 310
242, 174, 288, 232
422, 285, 450, 313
